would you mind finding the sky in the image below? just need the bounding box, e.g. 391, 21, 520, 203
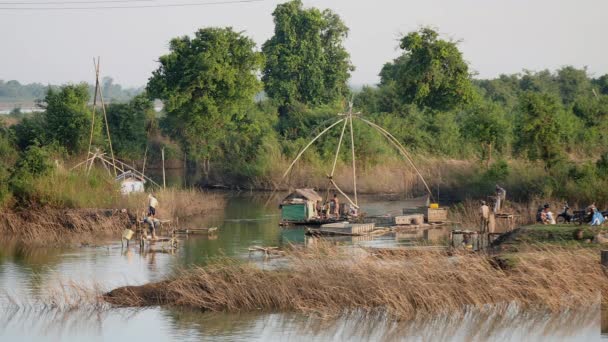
0, 0, 607, 87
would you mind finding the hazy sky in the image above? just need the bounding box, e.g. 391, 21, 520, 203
1, 0, 607, 87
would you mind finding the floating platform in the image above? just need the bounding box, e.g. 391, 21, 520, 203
306, 222, 376, 236
280, 218, 345, 227
174, 227, 218, 235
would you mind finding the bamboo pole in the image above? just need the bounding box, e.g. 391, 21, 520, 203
349, 115, 358, 206
86, 57, 100, 172
330, 118, 348, 177
280, 118, 345, 181
329, 178, 358, 208
162, 147, 166, 189
94, 59, 118, 177
141, 143, 148, 177
357, 117, 434, 200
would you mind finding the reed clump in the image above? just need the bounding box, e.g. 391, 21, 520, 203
118, 188, 226, 220
104, 245, 606, 319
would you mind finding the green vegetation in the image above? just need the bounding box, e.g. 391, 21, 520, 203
148, 27, 266, 168
2, 0, 608, 208
262, 0, 352, 113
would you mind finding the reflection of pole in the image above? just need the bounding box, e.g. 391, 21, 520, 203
357, 117, 433, 200
162, 147, 166, 189
349, 115, 357, 206
280, 118, 345, 181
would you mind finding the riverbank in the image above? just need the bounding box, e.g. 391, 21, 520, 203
0, 187, 226, 245
103, 242, 606, 319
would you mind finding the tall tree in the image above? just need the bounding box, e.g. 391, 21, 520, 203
392, 27, 473, 111
147, 27, 263, 164
262, 0, 352, 112
106, 93, 154, 159
516, 92, 563, 163
43, 84, 92, 154
556, 66, 591, 105
461, 101, 509, 165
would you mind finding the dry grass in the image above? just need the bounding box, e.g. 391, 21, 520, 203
104, 244, 606, 319
118, 188, 226, 221
271, 157, 475, 196
0, 207, 130, 244
449, 197, 594, 232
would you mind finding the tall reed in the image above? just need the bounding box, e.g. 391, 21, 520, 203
104, 244, 606, 319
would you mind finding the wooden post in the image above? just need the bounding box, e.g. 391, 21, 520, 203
161, 147, 166, 189
601, 250, 608, 268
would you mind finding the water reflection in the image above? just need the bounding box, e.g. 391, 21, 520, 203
0, 303, 599, 342
0, 193, 602, 341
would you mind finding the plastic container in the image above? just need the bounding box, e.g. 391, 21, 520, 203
430, 203, 439, 209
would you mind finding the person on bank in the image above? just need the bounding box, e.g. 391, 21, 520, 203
145, 193, 160, 240
540, 204, 556, 225
479, 200, 490, 233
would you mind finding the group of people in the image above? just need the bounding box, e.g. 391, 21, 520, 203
536, 203, 606, 226
315, 193, 340, 219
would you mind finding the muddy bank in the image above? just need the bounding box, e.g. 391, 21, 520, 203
0, 207, 132, 244
104, 246, 606, 319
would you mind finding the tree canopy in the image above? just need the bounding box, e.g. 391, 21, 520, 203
147, 27, 264, 162
262, 0, 352, 111
43, 84, 92, 154
384, 28, 473, 111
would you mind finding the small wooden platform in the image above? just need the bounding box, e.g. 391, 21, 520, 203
306, 222, 376, 236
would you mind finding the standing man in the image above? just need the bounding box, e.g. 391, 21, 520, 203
494, 185, 507, 213
480, 200, 490, 233
330, 193, 340, 219
148, 193, 158, 218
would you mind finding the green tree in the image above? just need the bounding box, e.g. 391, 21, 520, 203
394, 27, 473, 111
556, 66, 591, 105
262, 0, 352, 112
106, 93, 154, 159
147, 27, 264, 164
11, 112, 48, 150
593, 74, 608, 95
516, 92, 563, 164
43, 84, 92, 154
0, 120, 18, 203
461, 101, 509, 165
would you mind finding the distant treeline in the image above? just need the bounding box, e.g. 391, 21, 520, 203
0, 78, 143, 104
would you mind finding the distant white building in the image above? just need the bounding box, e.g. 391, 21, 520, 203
116, 171, 145, 195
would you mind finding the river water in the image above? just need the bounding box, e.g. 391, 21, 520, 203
0, 193, 602, 341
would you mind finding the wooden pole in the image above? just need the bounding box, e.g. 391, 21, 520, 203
86, 57, 100, 170
162, 147, 166, 189
330, 118, 348, 177
280, 118, 345, 181
357, 117, 434, 200
95, 58, 118, 177
141, 143, 148, 177
349, 115, 358, 206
